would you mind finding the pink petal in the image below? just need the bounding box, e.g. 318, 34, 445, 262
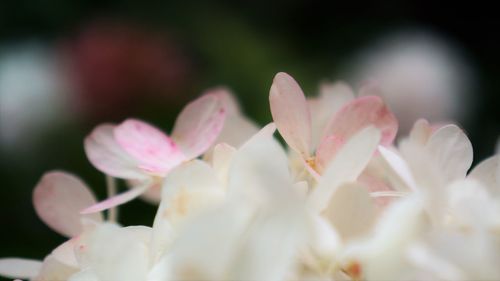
308, 126, 381, 213
33, 171, 103, 237
269, 72, 312, 157
0, 258, 42, 279
80, 185, 149, 214
322, 95, 398, 147
114, 119, 187, 176
309, 82, 354, 148
210, 87, 240, 115
171, 92, 227, 159
315, 135, 345, 172
85, 124, 147, 180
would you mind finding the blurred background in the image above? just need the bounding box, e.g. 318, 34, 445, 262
0, 0, 498, 267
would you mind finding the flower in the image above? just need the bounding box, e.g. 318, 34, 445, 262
1, 72, 499, 281
82, 91, 227, 213
269, 72, 398, 177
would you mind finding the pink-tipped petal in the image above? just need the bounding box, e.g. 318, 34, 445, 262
80, 185, 149, 214
322, 95, 398, 147
315, 135, 345, 172
33, 171, 103, 237
269, 72, 312, 157
171, 92, 227, 159
308, 126, 381, 213
85, 124, 147, 180
114, 119, 187, 176
309, 82, 354, 147
0, 258, 42, 279
210, 87, 240, 115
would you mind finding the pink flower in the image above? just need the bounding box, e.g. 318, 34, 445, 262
82, 92, 226, 213
269, 72, 398, 176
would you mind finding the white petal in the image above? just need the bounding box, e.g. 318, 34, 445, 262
212, 143, 237, 184
409, 119, 433, 145
227, 123, 292, 203
228, 201, 307, 281
323, 182, 377, 241
378, 145, 417, 191
51, 238, 79, 268
340, 195, 426, 280
308, 126, 381, 212
151, 160, 225, 261
162, 203, 254, 280
160, 160, 225, 212
0, 258, 42, 279
468, 155, 499, 197
33, 171, 103, 237
269, 72, 312, 157
426, 124, 473, 182
36, 254, 78, 281
84, 124, 146, 179
68, 269, 99, 281
85, 224, 150, 281
213, 114, 260, 148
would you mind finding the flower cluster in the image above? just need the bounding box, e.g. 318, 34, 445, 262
1, 72, 498, 281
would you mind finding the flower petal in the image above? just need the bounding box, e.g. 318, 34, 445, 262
151, 160, 225, 261
468, 155, 499, 197
36, 254, 78, 280
33, 171, 102, 237
269, 72, 312, 157
80, 185, 149, 214
315, 135, 345, 172
0, 258, 42, 279
309, 81, 354, 147
212, 143, 237, 183
209, 88, 259, 148
51, 238, 79, 268
227, 123, 293, 202
85, 224, 150, 281
322, 95, 398, 148
308, 126, 381, 213
409, 119, 433, 145
211, 87, 240, 115
425, 124, 473, 183
323, 182, 377, 240
378, 145, 417, 191
171, 92, 227, 159
114, 119, 187, 175
84, 124, 146, 180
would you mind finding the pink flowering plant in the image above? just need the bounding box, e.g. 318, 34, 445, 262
0, 73, 499, 281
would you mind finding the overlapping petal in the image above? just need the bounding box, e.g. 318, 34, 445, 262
322, 95, 398, 148
84, 124, 146, 180
172, 92, 227, 159
33, 171, 102, 237
114, 119, 186, 175
270, 72, 312, 157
